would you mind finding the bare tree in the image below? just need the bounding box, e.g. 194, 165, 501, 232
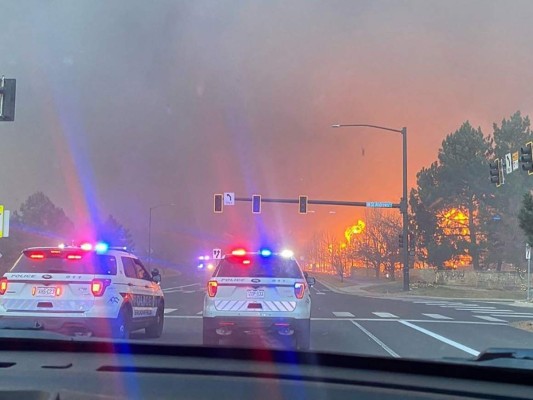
353, 210, 402, 279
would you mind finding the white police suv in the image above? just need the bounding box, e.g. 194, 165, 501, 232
0, 243, 165, 339
203, 248, 315, 350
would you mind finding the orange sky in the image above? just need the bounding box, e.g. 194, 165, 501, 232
1, 1, 533, 261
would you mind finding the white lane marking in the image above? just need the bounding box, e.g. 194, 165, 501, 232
164, 308, 178, 314
399, 321, 480, 356
350, 321, 400, 358
413, 301, 449, 304
474, 315, 507, 322
312, 287, 324, 295
316, 293, 326, 295
333, 311, 355, 317
422, 314, 452, 320
197, 311, 203, 315
455, 307, 497, 311
373, 312, 399, 318
163, 283, 200, 291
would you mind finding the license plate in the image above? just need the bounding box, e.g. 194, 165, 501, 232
35, 287, 57, 297
246, 289, 264, 299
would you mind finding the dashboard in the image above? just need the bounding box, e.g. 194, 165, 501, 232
0, 336, 532, 399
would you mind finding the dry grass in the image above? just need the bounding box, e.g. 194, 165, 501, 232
512, 321, 533, 333
365, 283, 525, 299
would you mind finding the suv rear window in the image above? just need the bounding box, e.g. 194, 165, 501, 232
10, 251, 117, 275
215, 255, 303, 278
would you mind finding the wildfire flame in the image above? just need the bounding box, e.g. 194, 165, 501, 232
345, 220, 366, 242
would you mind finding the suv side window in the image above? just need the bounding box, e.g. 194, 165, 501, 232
122, 257, 137, 279
133, 258, 151, 281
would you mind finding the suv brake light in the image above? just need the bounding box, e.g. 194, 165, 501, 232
29, 253, 45, 260
207, 280, 218, 297
294, 282, 305, 299
0, 278, 7, 295
91, 279, 111, 297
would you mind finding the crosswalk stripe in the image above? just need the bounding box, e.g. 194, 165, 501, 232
372, 312, 399, 318
164, 308, 178, 314
439, 304, 470, 307
469, 309, 513, 313
474, 316, 507, 322
489, 314, 533, 318
422, 313, 452, 320
332, 311, 355, 317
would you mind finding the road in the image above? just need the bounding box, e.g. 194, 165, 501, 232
140, 272, 533, 360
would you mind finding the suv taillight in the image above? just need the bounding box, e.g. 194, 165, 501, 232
207, 280, 218, 297
0, 278, 7, 295
91, 279, 110, 297
294, 282, 305, 299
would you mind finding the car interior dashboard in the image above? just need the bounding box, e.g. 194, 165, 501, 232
0, 334, 532, 400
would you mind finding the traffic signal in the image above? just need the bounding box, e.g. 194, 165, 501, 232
398, 234, 404, 248
214, 194, 223, 213
299, 195, 308, 214
489, 159, 503, 187
252, 195, 261, 214
0, 78, 16, 122
520, 142, 533, 175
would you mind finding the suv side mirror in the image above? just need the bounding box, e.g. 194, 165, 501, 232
151, 269, 161, 283
306, 276, 316, 287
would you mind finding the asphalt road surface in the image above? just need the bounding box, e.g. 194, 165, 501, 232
139, 272, 533, 361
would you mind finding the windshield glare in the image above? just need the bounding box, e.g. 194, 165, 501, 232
0, 0, 532, 369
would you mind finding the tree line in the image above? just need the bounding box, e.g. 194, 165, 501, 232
0, 192, 134, 272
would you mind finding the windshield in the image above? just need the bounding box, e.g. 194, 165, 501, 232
1, 0, 533, 371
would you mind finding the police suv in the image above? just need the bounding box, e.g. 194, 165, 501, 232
203, 249, 315, 350
0, 244, 165, 339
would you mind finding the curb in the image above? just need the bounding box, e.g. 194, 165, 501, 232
316, 278, 389, 298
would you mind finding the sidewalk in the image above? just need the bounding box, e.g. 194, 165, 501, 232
314, 273, 533, 308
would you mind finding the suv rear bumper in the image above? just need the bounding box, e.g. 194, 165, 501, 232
203, 316, 310, 334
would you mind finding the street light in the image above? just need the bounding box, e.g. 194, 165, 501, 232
332, 123, 409, 291
148, 203, 176, 269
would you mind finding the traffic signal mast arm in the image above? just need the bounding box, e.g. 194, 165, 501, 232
233, 197, 401, 208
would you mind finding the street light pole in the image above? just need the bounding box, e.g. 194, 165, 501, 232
148, 203, 175, 269
401, 127, 409, 292
332, 124, 409, 291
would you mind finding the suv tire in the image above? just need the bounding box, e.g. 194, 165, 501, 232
146, 305, 164, 338
295, 320, 311, 350
112, 306, 132, 339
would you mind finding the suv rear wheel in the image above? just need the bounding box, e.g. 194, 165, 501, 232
202, 320, 219, 346
295, 320, 311, 350
146, 305, 164, 338
112, 306, 132, 339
